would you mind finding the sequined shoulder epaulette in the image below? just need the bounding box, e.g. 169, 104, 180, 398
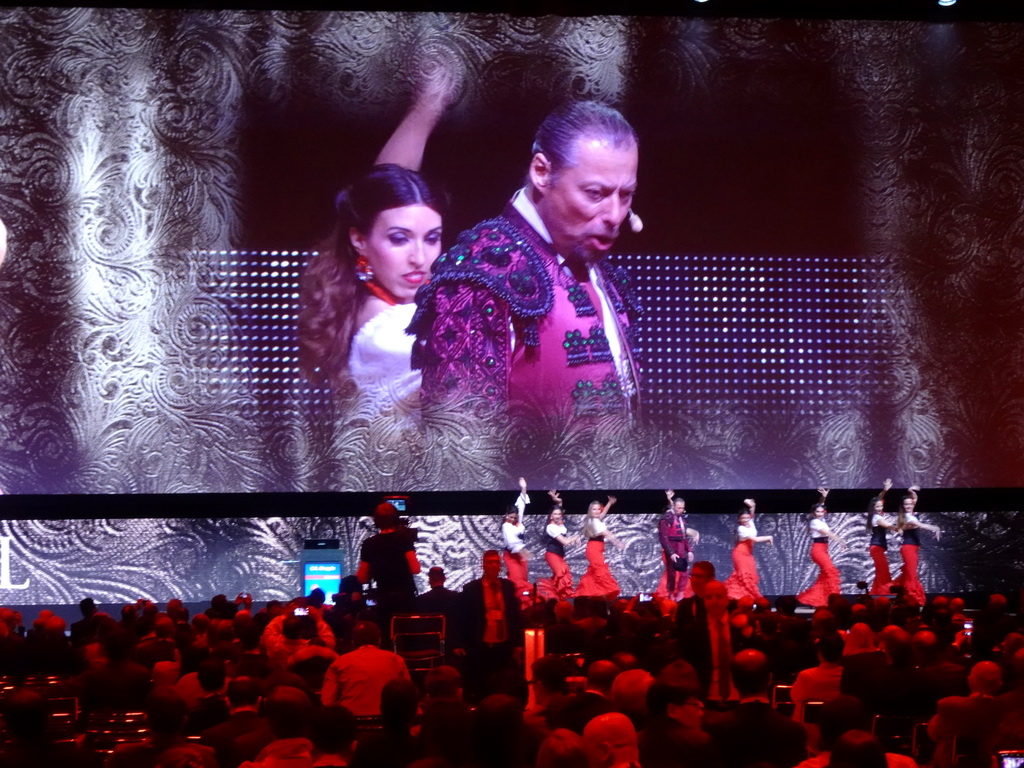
596, 260, 643, 318
415, 215, 555, 321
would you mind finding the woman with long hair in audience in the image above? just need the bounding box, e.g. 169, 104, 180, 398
539, 491, 579, 600
797, 487, 848, 608
865, 478, 896, 596
575, 494, 625, 601
502, 477, 532, 608
725, 498, 774, 600
893, 485, 940, 607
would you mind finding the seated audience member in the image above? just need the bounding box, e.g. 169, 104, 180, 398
524, 655, 572, 732
108, 687, 218, 768
133, 616, 180, 670
839, 624, 887, 700
227, 624, 273, 680
320, 620, 410, 716
309, 706, 357, 768
237, 686, 313, 768
704, 649, 808, 768
794, 696, 916, 768
0, 687, 94, 768
73, 626, 152, 713
185, 659, 230, 734
827, 730, 887, 768
997, 646, 1024, 713
928, 659, 1005, 768
545, 600, 587, 655
862, 627, 932, 717
469, 694, 537, 768
206, 595, 239, 621
610, 668, 654, 730
583, 712, 640, 768
912, 628, 970, 705
262, 600, 335, 663
199, 676, 266, 768
792, 631, 845, 721
24, 613, 77, 675
418, 666, 474, 767
639, 660, 722, 768
535, 728, 590, 768
350, 679, 420, 768
549, 658, 618, 734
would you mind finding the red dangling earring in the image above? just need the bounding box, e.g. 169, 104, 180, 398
355, 253, 399, 306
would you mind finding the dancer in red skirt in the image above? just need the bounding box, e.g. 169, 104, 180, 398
501, 476, 532, 608
575, 495, 625, 600
725, 498, 774, 600
865, 478, 896, 596
797, 487, 848, 608
893, 486, 941, 607
538, 490, 579, 600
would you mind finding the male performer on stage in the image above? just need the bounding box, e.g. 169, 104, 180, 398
410, 101, 642, 420
658, 491, 701, 602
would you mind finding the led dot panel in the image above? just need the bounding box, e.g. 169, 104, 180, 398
621, 253, 884, 418
203, 250, 330, 409
202, 251, 882, 418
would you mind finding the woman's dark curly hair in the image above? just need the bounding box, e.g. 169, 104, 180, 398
298, 163, 444, 388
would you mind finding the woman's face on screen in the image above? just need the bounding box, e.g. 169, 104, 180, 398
352, 204, 442, 303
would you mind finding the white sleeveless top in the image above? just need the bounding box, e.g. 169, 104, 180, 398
348, 303, 420, 415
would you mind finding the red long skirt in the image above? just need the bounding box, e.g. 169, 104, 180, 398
869, 544, 892, 596
797, 541, 840, 607
575, 540, 620, 600
725, 540, 762, 600
893, 544, 925, 606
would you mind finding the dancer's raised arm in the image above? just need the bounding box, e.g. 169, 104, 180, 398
374, 50, 461, 170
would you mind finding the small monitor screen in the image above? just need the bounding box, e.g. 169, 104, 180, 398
303, 562, 342, 606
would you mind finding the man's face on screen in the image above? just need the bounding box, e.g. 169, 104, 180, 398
532, 135, 637, 265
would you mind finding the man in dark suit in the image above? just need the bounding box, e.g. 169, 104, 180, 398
416, 566, 462, 654
549, 659, 618, 734
676, 561, 715, 634
677, 579, 746, 705
70, 597, 99, 647
639, 660, 724, 768
198, 677, 266, 768
459, 549, 523, 700
704, 649, 807, 768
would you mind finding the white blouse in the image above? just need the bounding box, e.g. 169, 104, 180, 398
547, 523, 567, 539
348, 303, 420, 414
809, 518, 830, 537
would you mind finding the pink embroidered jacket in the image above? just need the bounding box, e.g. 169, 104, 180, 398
409, 205, 641, 418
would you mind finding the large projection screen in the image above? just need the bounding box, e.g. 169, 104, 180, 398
0, 10, 1022, 493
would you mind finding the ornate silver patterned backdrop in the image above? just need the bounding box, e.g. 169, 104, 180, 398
0, 11, 1023, 493
0, 509, 1018, 606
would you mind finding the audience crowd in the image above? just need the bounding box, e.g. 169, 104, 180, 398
0, 555, 1022, 768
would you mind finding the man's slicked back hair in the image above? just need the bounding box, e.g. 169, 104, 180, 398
532, 101, 637, 176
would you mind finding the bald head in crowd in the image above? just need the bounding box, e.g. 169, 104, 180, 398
968, 660, 1002, 695
587, 660, 620, 697
583, 712, 640, 768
